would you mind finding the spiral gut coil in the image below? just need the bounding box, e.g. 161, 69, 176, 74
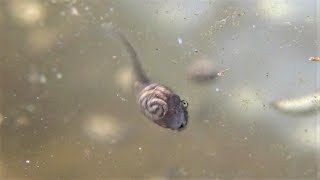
138, 83, 171, 120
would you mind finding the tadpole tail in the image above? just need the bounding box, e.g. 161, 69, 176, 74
102, 23, 150, 85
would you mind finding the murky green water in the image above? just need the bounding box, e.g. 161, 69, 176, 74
0, 0, 319, 179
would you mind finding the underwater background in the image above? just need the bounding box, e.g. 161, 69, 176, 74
0, 0, 319, 179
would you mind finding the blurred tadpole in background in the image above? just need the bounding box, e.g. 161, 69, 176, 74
271, 92, 320, 115
8, 0, 46, 26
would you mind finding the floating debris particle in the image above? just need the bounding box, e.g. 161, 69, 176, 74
116, 93, 127, 102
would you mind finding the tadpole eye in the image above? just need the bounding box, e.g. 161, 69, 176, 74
181, 100, 188, 108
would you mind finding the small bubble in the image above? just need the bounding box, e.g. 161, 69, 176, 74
177, 37, 183, 44
216, 88, 219, 92
138, 147, 142, 151
25, 160, 30, 164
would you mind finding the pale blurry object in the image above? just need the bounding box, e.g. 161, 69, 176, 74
27, 65, 47, 84
15, 115, 30, 127
272, 92, 320, 114
114, 66, 134, 93
26, 28, 58, 54
0, 113, 4, 126
187, 59, 228, 84
259, 0, 290, 19
83, 114, 125, 144
308, 57, 320, 62
70, 7, 80, 16
8, 0, 46, 26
